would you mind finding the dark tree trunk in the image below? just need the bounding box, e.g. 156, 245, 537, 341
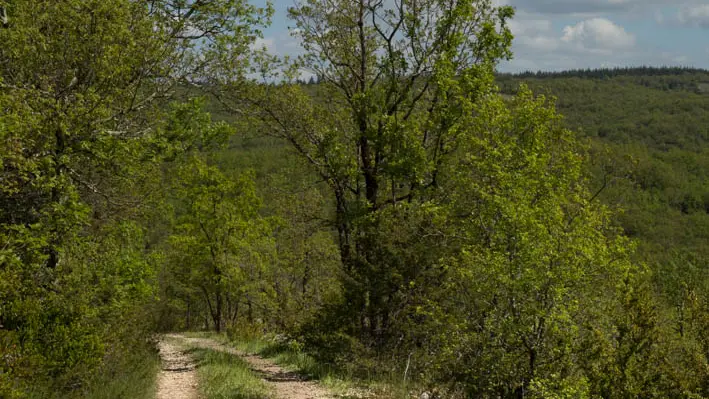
186, 299, 191, 330
214, 289, 223, 333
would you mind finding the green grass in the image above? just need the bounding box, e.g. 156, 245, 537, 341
222, 334, 414, 399
25, 346, 161, 399
186, 346, 271, 399
179, 331, 419, 398
80, 352, 160, 399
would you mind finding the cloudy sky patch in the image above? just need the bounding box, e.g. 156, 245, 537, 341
677, 4, 709, 28
498, 0, 708, 71
561, 18, 635, 50
258, 0, 709, 72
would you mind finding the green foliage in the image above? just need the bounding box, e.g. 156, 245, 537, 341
495, 68, 709, 396
397, 87, 627, 396
166, 154, 275, 332
218, 2, 708, 397
497, 68, 709, 266
246, 0, 515, 350
4, 0, 708, 396
0, 0, 268, 395
38, 344, 160, 399
263, 171, 342, 331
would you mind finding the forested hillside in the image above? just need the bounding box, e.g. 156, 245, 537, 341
3, 1, 709, 398
499, 68, 709, 309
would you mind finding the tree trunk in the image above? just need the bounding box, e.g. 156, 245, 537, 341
186, 299, 191, 330
214, 290, 223, 333
46, 124, 66, 269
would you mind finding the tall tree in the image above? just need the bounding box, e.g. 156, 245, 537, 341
429, 88, 634, 396
240, 0, 513, 344
169, 155, 273, 333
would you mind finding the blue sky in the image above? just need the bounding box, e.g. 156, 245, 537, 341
255, 0, 709, 73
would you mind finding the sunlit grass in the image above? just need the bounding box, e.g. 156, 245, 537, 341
223, 334, 414, 399
187, 346, 271, 399
179, 331, 419, 398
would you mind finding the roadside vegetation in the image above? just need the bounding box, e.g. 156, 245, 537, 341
26, 347, 159, 399
189, 346, 270, 399
185, 331, 417, 399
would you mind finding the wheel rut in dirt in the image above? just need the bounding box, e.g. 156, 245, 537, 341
156, 338, 199, 399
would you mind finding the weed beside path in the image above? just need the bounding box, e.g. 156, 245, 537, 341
181, 332, 414, 399
176, 334, 333, 399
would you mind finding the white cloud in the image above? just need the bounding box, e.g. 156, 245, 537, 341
480, 0, 709, 72
250, 37, 275, 51
250, 30, 305, 57
501, 16, 665, 72
518, 35, 560, 52
677, 5, 709, 28
261, 0, 708, 73
561, 18, 635, 51
659, 52, 690, 64
507, 11, 560, 52
505, 0, 704, 16
506, 0, 649, 15
509, 17, 552, 36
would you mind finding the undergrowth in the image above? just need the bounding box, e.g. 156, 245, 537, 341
24, 345, 160, 399
80, 350, 160, 399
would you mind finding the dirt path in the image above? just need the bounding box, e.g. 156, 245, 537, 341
156, 338, 199, 399
165, 333, 334, 399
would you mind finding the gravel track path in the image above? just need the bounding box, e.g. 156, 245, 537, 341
157, 334, 334, 399
156, 338, 199, 399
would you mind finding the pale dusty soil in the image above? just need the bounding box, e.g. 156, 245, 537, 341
156, 338, 200, 399
161, 333, 335, 399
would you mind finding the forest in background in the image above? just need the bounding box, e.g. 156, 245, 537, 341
2, 1, 709, 398
498, 68, 709, 315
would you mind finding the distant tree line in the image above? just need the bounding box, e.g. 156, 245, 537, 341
498, 66, 707, 79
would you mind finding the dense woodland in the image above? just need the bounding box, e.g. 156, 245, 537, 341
2, 1, 709, 398
498, 68, 709, 302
